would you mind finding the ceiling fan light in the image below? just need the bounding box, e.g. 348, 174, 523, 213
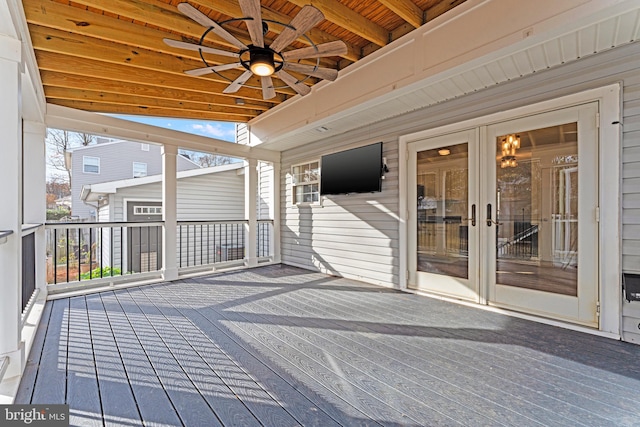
251, 62, 275, 76
250, 49, 275, 76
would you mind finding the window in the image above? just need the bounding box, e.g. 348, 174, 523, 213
83, 156, 100, 174
291, 161, 320, 204
141, 143, 150, 151
133, 162, 147, 178
134, 206, 162, 215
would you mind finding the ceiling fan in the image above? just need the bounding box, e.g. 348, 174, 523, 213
164, 0, 348, 100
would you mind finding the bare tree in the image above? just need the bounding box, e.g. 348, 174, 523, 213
46, 176, 71, 198
46, 129, 95, 182
196, 153, 233, 167
179, 149, 235, 168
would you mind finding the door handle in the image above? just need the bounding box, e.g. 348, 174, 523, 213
486, 203, 501, 226
471, 204, 476, 226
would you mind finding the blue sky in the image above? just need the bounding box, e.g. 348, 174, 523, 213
113, 115, 237, 142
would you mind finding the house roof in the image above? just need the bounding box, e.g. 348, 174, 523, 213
80, 161, 244, 202
22, 0, 468, 122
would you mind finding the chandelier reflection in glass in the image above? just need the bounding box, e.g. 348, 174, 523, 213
500, 134, 520, 168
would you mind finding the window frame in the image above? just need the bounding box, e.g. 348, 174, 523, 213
133, 161, 147, 178
291, 160, 320, 205
133, 205, 162, 215
82, 156, 100, 174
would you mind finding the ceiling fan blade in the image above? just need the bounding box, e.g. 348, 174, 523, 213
223, 70, 254, 94
269, 5, 324, 52
261, 76, 276, 100
283, 63, 338, 81
185, 63, 243, 76
275, 70, 311, 96
239, 0, 264, 48
177, 3, 247, 50
163, 39, 239, 58
282, 41, 348, 61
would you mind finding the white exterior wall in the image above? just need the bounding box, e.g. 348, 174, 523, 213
280, 40, 640, 343
281, 141, 399, 287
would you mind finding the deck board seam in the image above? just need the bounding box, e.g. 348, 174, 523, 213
83, 296, 106, 426
105, 291, 186, 427
91, 293, 144, 426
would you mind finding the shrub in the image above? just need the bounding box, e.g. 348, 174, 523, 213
80, 266, 123, 280
46, 208, 71, 221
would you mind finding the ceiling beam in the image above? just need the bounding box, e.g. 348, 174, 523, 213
377, 0, 424, 28
425, 0, 468, 22
43, 86, 264, 119
48, 99, 254, 122
285, 0, 389, 47
39, 70, 272, 111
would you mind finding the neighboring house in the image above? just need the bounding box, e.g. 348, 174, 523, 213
80, 163, 246, 272
67, 139, 201, 220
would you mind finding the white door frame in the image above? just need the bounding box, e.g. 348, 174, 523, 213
407, 129, 480, 302
399, 84, 621, 336
484, 103, 599, 327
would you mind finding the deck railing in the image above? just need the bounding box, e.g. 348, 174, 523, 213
177, 219, 274, 269
45, 219, 274, 286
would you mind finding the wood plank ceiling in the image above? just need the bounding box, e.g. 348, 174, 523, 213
24, 0, 467, 122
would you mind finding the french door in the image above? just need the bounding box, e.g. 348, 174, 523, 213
408, 103, 600, 326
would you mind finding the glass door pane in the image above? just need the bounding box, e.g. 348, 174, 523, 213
417, 143, 469, 279
495, 123, 578, 296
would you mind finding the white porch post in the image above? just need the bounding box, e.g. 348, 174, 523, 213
271, 162, 282, 263
245, 158, 258, 267
162, 145, 178, 281
0, 33, 25, 378
23, 120, 47, 292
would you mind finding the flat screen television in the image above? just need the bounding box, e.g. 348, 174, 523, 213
320, 142, 383, 195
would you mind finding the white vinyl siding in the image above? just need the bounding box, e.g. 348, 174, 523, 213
83, 156, 100, 174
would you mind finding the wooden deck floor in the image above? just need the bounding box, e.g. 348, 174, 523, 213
16, 265, 640, 426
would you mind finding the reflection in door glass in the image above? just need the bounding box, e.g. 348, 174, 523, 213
495, 123, 578, 296
416, 143, 468, 279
